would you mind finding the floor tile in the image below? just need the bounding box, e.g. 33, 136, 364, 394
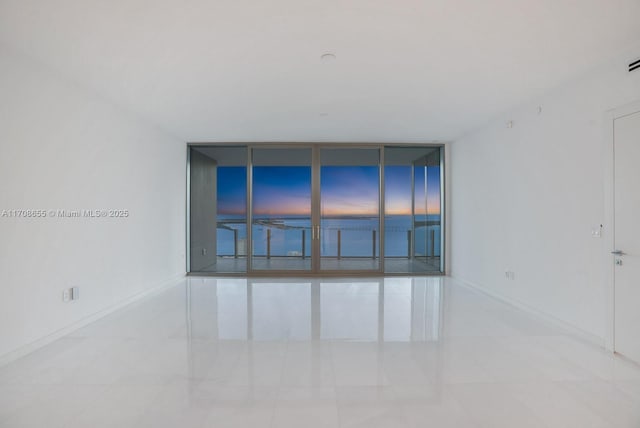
1, 277, 639, 427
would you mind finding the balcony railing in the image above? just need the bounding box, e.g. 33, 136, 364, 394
217, 224, 440, 259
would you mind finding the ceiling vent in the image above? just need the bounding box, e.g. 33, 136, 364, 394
630, 58, 640, 73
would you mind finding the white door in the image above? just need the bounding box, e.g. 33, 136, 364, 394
614, 109, 640, 363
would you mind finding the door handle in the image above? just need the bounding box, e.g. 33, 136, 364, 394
611, 250, 625, 255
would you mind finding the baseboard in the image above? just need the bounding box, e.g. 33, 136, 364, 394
0, 273, 186, 367
451, 275, 606, 349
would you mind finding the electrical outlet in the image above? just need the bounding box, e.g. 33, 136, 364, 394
62, 289, 71, 302
202, 248, 207, 256
504, 270, 515, 280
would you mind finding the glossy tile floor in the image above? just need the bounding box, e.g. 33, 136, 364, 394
1, 277, 640, 427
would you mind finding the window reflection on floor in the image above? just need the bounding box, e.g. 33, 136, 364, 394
187, 277, 443, 342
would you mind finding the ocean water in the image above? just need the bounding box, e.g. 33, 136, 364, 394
217, 215, 441, 258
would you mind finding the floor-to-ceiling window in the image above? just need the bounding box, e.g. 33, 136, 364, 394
188, 144, 444, 275
384, 146, 443, 273
320, 148, 380, 272
250, 148, 312, 271
189, 146, 248, 273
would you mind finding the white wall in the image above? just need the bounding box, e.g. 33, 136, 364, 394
451, 47, 640, 341
0, 47, 185, 359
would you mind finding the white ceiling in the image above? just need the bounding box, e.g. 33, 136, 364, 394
1, 0, 639, 142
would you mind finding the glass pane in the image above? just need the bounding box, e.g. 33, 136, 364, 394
190, 146, 247, 273
384, 146, 442, 273
251, 148, 312, 271
383, 165, 412, 258
320, 148, 380, 271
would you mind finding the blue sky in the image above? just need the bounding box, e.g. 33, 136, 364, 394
217, 166, 440, 216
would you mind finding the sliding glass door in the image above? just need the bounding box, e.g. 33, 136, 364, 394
188, 144, 443, 275
250, 148, 312, 272
319, 148, 381, 272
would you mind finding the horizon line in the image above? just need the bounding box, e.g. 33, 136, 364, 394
218, 211, 442, 216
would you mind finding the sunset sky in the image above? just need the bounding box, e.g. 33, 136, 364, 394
217, 166, 440, 216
